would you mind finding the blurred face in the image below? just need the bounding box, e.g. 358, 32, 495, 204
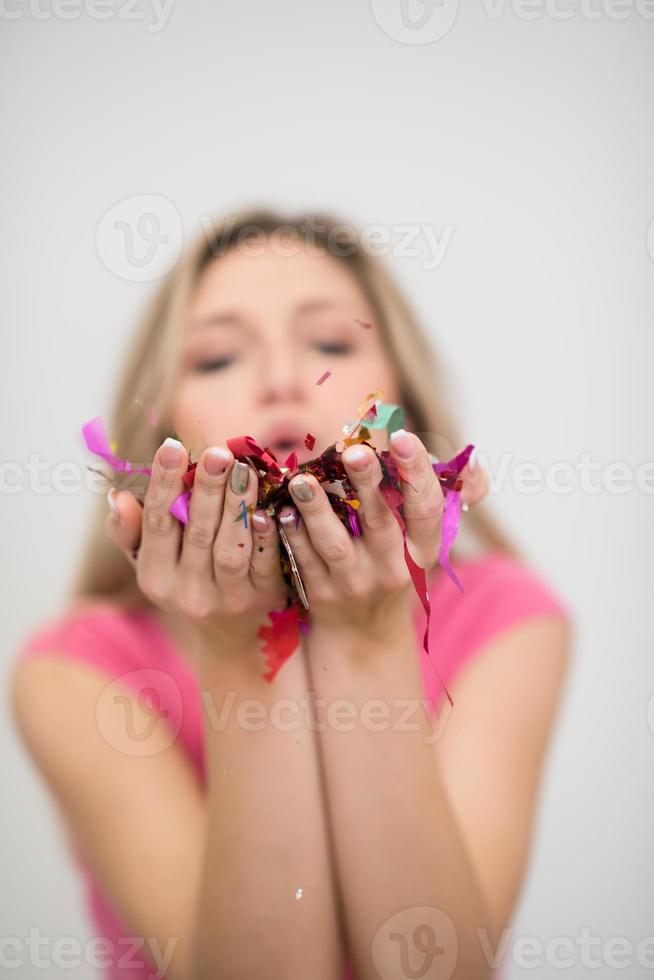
173, 240, 403, 463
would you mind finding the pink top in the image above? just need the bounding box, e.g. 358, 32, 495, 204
16, 552, 571, 979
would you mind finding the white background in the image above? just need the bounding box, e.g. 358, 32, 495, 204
2, 2, 653, 977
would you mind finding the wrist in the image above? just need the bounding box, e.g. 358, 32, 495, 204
312, 588, 414, 640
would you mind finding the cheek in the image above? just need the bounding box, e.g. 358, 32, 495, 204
171, 374, 249, 451
324, 352, 401, 431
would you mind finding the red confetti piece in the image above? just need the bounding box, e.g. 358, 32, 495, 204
258, 607, 301, 682
316, 370, 332, 385
355, 318, 373, 330
304, 433, 315, 451
283, 451, 298, 473
182, 462, 197, 489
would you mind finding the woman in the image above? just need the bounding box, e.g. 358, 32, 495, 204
11, 209, 573, 980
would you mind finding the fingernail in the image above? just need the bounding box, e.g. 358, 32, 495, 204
279, 509, 298, 525
205, 446, 231, 476
343, 446, 370, 470
160, 437, 183, 470
468, 448, 477, 472
290, 476, 313, 502
230, 461, 250, 494
252, 511, 268, 530
389, 428, 415, 460
107, 488, 121, 524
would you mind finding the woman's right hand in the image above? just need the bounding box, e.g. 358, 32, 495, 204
105, 438, 289, 654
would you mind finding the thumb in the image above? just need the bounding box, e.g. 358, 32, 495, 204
106, 488, 144, 562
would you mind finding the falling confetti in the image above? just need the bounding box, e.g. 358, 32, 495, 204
316, 370, 332, 385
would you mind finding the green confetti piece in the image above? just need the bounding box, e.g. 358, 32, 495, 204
365, 402, 405, 438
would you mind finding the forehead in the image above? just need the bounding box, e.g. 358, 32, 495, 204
188, 241, 369, 322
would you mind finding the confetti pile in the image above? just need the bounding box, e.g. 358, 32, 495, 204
82, 394, 473, 702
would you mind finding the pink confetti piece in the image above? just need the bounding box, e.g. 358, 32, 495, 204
81, 417, 152, 475
169, 490, 190, 524
355, 318, 374, 330
316, 370, 332, 385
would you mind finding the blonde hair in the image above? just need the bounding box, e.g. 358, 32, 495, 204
69, 208, 519, 609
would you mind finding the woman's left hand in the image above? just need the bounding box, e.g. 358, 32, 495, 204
278, 429, 487, 640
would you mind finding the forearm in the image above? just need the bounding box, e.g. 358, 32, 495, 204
190, 636, 343, 980
305, 622, 500, 980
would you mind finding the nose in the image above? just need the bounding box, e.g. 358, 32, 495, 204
256, 338, 305, 407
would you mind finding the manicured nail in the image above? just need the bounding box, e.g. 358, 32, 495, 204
107, 488, 121, 523
389, 428, 415, 460
160, 437, 183, 470
252, 511, 268, 530
343, 446, 370, 470
290, 476, 313, 502
468, 448, 477, 472
279, 509, 298, 525
205, 446, 231, 476
230, 460, 250, 494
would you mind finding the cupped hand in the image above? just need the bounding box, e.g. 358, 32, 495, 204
105, 438, 288, 653
276, 431, 488, 639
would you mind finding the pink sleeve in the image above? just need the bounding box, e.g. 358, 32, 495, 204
424, 553, 573, 704
15, 606, 186, 739
17, 605, 142, 680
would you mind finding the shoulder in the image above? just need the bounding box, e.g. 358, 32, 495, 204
10, 600, 156, 739
432, 550, 573, 630
10, 599, 186, 778
426, 552, 574, 697
13, 599, 155, 675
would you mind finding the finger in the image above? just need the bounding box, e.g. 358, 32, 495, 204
139, 437, 188, 590
106, 488, 143, 564
461, 448, 490, 508
276, 506, 331, 601
179, 445, 233, 583
341, 443, 404, 561
212, 458, 259, 583
287, 474, 359, 584
249, 509, 286, 598
388, 429, 443, 568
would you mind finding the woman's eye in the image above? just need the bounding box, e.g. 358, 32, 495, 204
195, 356, 235, 373
314, 342, 353, 355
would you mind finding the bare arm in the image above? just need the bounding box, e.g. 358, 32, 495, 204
191, 633, 343, 979
11, 436, 346, 980
11, 635, 344, 980
304, 613, 571, 980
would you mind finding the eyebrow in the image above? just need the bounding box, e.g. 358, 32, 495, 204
189, 299, 348, 331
